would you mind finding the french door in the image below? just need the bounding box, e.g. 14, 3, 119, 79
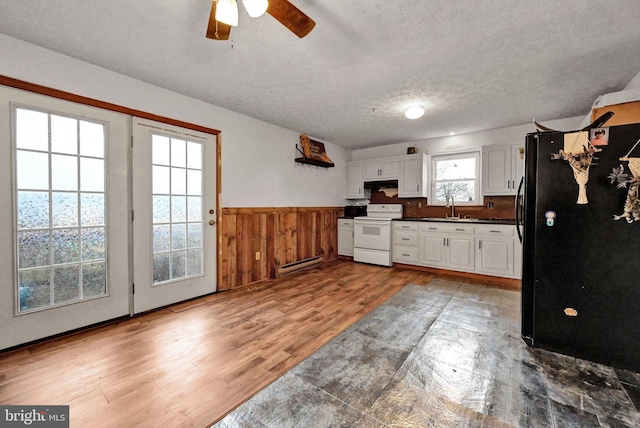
131, 118, 217, 314
0, 88, 218, 350
0, 86, 130, 350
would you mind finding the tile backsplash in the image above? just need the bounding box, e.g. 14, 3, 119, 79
369, 191, 517, 219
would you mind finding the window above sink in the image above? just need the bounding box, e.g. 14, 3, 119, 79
430, 151, 481, 205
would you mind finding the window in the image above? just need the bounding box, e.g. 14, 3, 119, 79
151, 134, 204, 284
14, 107, 107, 312
430, 151, 480, 205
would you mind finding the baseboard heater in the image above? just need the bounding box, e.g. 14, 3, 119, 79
276, 256, 324, 277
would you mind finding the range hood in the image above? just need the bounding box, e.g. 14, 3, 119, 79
363, 179, 398, 190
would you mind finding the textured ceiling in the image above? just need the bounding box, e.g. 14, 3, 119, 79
1, 0, 640, 149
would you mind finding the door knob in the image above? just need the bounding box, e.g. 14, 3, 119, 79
209, 220, 216, 226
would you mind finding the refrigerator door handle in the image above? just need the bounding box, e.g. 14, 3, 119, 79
515, 176, 524, 243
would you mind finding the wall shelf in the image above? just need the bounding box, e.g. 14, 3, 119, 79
295, 143, 334, 168
295, 157, 335, 168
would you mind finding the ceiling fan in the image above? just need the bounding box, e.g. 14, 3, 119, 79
206, 0, 316, 41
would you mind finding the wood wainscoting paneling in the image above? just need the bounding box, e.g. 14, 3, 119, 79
219, 207, 343, 290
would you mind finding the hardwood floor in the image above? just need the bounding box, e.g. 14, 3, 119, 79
0, 260, 458, 428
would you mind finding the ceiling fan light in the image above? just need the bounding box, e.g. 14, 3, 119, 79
405, 106, 425, 120
242, 0, 268, 18
216, 0, 239, 26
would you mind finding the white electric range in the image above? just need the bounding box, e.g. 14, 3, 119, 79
353, 204, 403, 267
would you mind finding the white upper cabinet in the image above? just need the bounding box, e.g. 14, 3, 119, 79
399, 154, 428, 198
346, 153, 427, 199
482, 144, 524, 195
346, 162, 364, 199
362, 158, 400, 180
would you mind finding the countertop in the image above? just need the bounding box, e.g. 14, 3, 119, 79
395, 217, 517, 225
339, 216, 517, 225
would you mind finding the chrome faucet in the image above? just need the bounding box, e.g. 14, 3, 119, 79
446, 196, 458, 219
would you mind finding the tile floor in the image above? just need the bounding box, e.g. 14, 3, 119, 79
213, 278, 640, 427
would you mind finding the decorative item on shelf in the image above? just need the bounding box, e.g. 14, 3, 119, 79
296, 134, 334, 168
519, 146, 525, 159
407, 146, 417, 154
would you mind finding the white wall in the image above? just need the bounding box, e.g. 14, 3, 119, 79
0, 35, 350, 208
624, 70, 640, 90
351, 116, 583, 161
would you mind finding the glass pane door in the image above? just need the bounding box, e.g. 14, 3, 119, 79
0, 86, 130, 351
132, 118, 216, 314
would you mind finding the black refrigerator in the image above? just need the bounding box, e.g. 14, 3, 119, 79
520, 121, 640, 371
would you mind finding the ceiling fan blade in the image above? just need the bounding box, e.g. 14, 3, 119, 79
206, 1, 231, 40
267, 0, 316, 38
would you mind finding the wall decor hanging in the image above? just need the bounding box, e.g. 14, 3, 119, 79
551, 131, 601, 204
608, 138, 640, 223
296, 134, 334, 168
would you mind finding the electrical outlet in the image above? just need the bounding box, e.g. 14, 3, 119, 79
255, 251, 260, 260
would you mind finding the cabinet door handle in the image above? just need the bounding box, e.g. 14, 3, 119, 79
402, 253, 410, 257
402, 226, 409, 229
455, 228, 464, 231
479, 240, 482, 249
359, 187, 361, 194
490, 230, 500, 233
402, 238, 410, 241
443, 238, 446, 246
416, 184, 419, 192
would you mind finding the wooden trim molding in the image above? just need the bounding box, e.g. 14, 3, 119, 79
222, 206, 344, 215
0, 75, 220, 135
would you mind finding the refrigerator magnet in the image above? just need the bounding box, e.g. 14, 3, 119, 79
590, 128, 609, 146
545, 211, 556, 226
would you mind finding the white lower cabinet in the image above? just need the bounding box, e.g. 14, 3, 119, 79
475, 225, 515, 277
392, 221, 520, 279
338, 219, 354, 256
419, 233, 447, 267
419, 223, 475, 271
393, 222, 420, 264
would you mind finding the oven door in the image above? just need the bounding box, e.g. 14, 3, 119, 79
354, 221, 391, 251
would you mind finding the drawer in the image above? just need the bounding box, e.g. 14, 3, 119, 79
338, 219, 354, 227
392, 245, 419, 264
476, 225, 514, 236
393, 221, 419, 231
419, 223, 474, 234
393, 230, 419, 246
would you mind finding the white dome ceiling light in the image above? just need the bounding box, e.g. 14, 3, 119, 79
216, 0, 239, 26
404, 106, 425, 120
242, 0, 269, 18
